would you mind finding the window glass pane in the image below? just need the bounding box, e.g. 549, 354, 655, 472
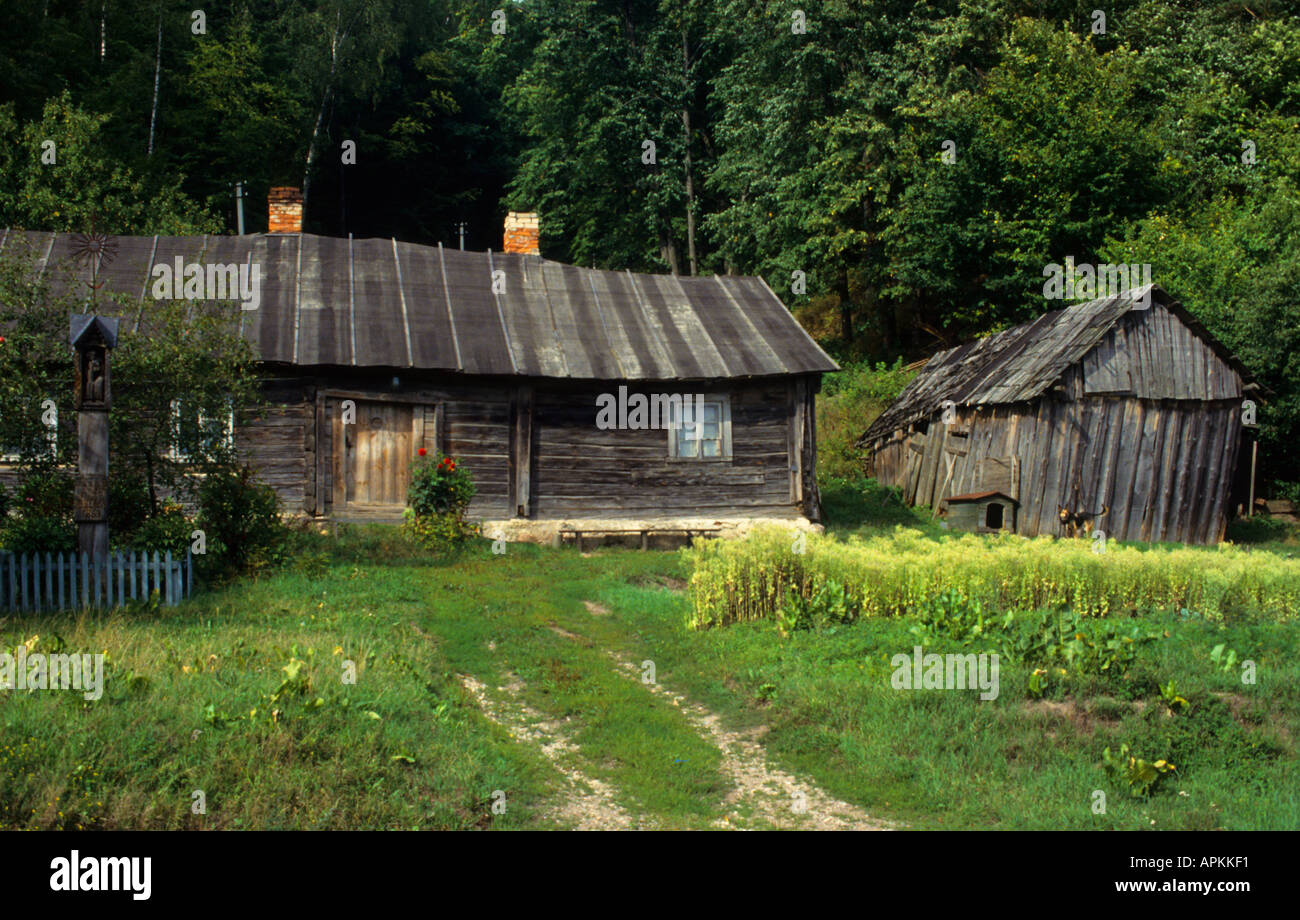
670, 398, 727, 459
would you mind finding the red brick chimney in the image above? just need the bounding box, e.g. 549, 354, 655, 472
503, 211, 539, 255
268, 187, 303, 233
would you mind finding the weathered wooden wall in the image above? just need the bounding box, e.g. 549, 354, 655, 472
0, 371, 821, 525
296, 378, 513, 520
870, 395, 1244, 544
1082, 303, 1242, 400
866, 301, 1250, 545
236, 371, 817, 522
529, 381, 802, 519
236, 378, 313, 512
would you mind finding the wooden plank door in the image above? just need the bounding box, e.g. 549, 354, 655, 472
333, 401, 415, 514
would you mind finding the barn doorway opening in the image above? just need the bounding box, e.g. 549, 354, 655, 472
985, 502, 1004, 530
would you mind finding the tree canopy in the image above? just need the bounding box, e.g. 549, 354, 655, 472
1, 0, 1297, 492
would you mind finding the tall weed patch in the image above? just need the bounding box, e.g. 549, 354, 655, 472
686, 527, 1300, 628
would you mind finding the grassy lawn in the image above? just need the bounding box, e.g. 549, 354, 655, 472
2, 487, 1297, 830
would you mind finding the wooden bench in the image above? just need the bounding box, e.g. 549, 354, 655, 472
555, 526, 723, 551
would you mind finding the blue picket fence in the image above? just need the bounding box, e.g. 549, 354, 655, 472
0, 550, 193, 612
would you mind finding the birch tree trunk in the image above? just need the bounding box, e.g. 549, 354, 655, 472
147, 6, 162, 156
302, 11, 345, 222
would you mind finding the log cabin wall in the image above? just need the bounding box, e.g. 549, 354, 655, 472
234, 371, 813, 523
530, 379, 800, 519
237, 372, 514, 521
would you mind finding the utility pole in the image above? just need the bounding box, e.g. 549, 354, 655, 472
455, 221, 468, 250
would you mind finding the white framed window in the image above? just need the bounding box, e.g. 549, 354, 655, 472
169, 399, 235, 462
668, 396, 731, 461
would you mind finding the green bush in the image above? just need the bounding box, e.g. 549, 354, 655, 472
0, 515, 76, 554
13, 470, 73, 520
1005, 609, 1161, 698
195, 465, 287, 581
777, 579, 859, 634
900, 589, 1163, 698
0, 471, 75, 553
1225, 514, 1296, 545
1102, 744, 1177, 798
107, 472, 153, 542
405, 453, 476, 551
404, 509, 479, 551
125, 502, 194, 555
816, 359, 916, 479
407, 452, 475, 518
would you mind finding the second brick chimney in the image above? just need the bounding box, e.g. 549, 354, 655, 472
268, 187, 303, 233
503, 211, 539, 255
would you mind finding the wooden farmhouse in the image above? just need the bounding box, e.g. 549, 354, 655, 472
1, 196, 837, 540
858, 287, 1258, 545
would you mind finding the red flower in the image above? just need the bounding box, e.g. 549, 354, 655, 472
417, 447, 427, 457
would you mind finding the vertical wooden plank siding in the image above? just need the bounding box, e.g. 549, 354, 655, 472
513, 385, 534, 517
867, 395, 1244, 545
789, 379, 807, 506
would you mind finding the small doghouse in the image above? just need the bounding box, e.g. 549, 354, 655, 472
942, 491, 1017, 533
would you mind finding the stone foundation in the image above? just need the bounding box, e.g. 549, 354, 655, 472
478, 516, 822, 546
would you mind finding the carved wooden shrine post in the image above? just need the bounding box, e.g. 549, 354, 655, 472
70, 315, 118, 560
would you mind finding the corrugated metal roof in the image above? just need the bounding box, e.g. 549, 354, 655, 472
0, 229, 838, 381
858, 285, 1253, 445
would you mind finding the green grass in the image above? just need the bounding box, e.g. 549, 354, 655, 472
0, 559, 554, 829
2, 495, 1297, 830
595, 591, 1300, 829
0, 532, 729, 830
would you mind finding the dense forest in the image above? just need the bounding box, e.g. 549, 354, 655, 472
1, 0, 1297, 491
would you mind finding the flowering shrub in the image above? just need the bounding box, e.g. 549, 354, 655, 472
405, 452, 476, 549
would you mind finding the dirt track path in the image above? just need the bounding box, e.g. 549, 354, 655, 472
603, 649, 894, 831
459, 672, 638, 830
459, 601, 895, 830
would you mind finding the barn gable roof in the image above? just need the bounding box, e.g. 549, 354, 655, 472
859, 285, 1255, 446
0, 229, 838, 381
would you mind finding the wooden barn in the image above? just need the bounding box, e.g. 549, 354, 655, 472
857, 286, 1258, 545
1, 201, 837, 539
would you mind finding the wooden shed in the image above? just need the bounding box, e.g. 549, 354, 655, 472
857, 286, 1258, 545
1, 217, 838, 535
